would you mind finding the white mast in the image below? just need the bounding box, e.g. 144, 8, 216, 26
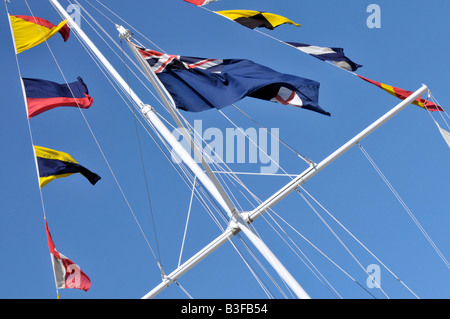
49, 0, 310, 299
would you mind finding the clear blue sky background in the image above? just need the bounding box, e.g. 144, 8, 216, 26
0, 0, 448, 299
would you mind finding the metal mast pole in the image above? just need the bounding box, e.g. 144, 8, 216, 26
49, 0, 310, 299
142, 84, 429, 298
116, 25, 237, 215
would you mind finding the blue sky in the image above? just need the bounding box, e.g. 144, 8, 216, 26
0, 0, 448, 299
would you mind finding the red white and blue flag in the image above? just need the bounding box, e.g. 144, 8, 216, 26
286, 42, 362, 72
138, 47, 329, 116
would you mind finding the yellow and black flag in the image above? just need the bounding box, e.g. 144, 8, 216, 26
215, 10, 300, 30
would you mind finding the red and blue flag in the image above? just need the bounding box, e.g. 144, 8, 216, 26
22, 77, 93, 118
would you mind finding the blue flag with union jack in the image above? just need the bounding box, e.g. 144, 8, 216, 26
137, 47, 330, 116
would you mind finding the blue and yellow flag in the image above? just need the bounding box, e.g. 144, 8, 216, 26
34, 146, 100, 188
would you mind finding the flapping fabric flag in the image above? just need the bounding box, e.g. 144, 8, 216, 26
215, 10, 300, 30
34, 145, 101, 188
138, 47, 329, 116
435, 121, 450, 148
358, 75, 443, 111
184, 0, 218, 5
23, 77, 93, 118
45, 219, 91, 292
9, 14, 70, 54
287, 42, 362, 72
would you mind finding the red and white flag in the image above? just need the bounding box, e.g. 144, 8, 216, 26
184, 0, 217, 6
45, 219, 91, 292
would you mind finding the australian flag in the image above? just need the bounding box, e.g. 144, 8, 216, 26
137, 47, 330, 116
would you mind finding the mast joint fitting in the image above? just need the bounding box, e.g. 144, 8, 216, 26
116, 24, 132, 40
141, 104, 154, 115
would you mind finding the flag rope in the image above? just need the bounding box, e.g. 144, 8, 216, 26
45, 0, 449, 299
61, 2, 287, 297
60, 0, 450, 299
198, 4, 449, 118
53, 0, 169, 277
358, 143, 450, 270
4, 0, 61, 297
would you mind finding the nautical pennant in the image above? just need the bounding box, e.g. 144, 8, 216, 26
286, 42, 362, 72
215, 10, 301, 30
45, 219, 91, 292
357, 75, 443, 111
137, 47, 329, 116
435, 121, 450, 148
184, 0, 218, 6
22, 77, 94, 118
34, 145, 101, 188
9, 14, 70, 54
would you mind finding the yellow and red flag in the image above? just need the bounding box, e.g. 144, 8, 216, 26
358, 75, 442, 111
9, 14, 70, 54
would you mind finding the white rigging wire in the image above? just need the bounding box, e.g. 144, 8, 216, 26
43, 0, 167, 276
176, 107, 381, 297
178, 176, 196, 267
54, 0, 431, 299
3, 0, 404, 300
70, 36, 276, 297
358, 143, 450, 270
297, 185, 420, 298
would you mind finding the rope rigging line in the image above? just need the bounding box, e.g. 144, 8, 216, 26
148, 111, 284, 298
65, 1, 258, 284
231, 104, 314, 166
79, 52, 278, 299
135, 22, 447, 294
421, 90, 449, 129
258, 212, 343, 299
187, 111, 411, 298
200, 3, 450, 134
173, 106, 377, 297
82, 0, 316, 174
175, 280, 194, 299
178, 114, 381, 298
70, 0, 173, 118
3, 1, 48, 219
214, 108, 370, 296
119, 38, 163, 269
358, 143, 450, 270
297, 184, 420, 298
296, 189, 389, 298
90, 0, 166, 53
3, 9, 54, 300
160, 114, 302, 298
73, 1, 275, 233
49, 0, 440, 299
95, 0, 450, 299
45, 0, 168, 276
268, 205, 379, 298
178, 176, 196, 267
